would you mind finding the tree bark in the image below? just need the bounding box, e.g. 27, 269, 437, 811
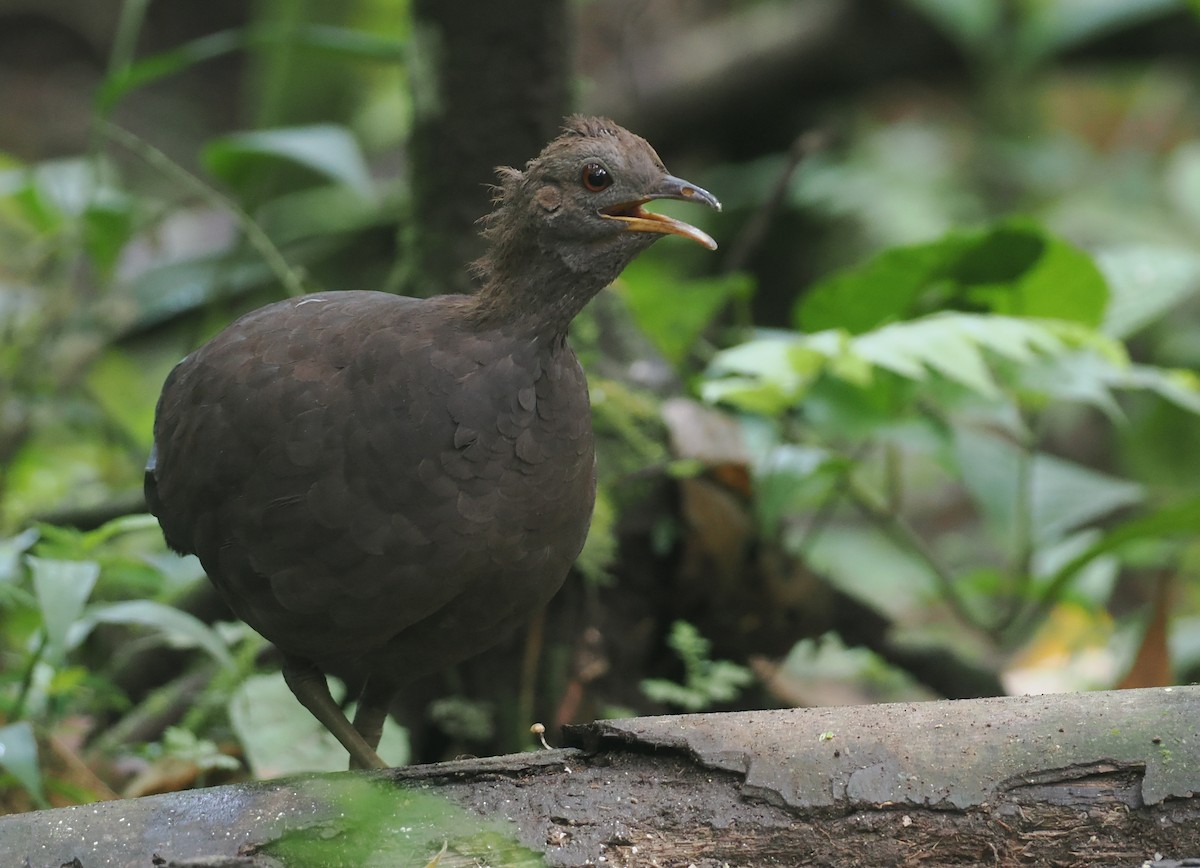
4, 687, 1197, 867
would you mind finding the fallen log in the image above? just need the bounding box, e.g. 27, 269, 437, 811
3, 687, 1197, 867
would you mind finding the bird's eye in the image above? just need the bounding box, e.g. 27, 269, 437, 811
581, 163, 612, 192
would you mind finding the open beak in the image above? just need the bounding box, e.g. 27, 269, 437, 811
600, 175, 722, 250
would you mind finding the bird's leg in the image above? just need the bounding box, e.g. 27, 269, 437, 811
349, 678, 391, 771
281, 657, 387, 770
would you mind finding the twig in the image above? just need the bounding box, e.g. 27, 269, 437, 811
722, 129, 829, 276
95, 119, 307, 298
846, 477, 980, 630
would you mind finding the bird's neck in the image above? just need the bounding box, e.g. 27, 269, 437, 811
466, 240, 631, 341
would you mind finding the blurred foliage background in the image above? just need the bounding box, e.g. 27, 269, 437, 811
2, 0, 1200, 816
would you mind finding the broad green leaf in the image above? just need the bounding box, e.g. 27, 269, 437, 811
204, 125, 373, 198
797, 223, 1107, 333
1117, 364, 1200, 415
1013, 351, 1124, 418
952, 427, 1143, 549
795, 525, 939, 618
1033, 529, 1120, 607
255, 184, 390, 245
229, 672, 408, 776
617, 260, 753, 365
1016, 0, 1185, 64
67, 600, 233, 668
796, 239, 952, 333
27, 556, 100, 665
128, 251, 279, 329
700, 376, 796, 416
0, 722, 46, 807
1020, 496, 1200, 636
970, 229, 1108, 326
1096, 245, 1200, 339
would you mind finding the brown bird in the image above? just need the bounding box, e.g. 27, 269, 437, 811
146, 116, 720, 769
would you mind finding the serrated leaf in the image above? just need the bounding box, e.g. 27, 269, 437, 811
27, 556, 100, 665
857, 316, 998, 396
67, 600, 233, 668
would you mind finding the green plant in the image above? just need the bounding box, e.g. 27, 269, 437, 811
0, 518, 233, 803
701, 221, 1200, 662
642, 620, 754, 711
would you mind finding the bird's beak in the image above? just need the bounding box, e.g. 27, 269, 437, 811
600, 174, 722, 250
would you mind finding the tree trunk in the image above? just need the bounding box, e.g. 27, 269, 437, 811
4, 687, 1197, 867
401, 0, 571, 297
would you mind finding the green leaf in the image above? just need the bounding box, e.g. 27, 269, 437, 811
67, 600, 234, 668
706, 312, 1122, 418
796, 223, 1108, 333
127, 250, 280, 329
856, 316, 1001, 396
99, 30, 246, 113
617, 260, 753, 365
1096, 245, 1200, 339
969, 229, 1108, 325
27, 556, 100, 665
86, 350, 163, 449
1016, 0, 1185, 64
704, 334, 826, 413
0, 722, 46, 807
796, 239, 952, 333
229, 672, 408, 776
82, 194, 136, 278
254, 183, 390, 245
98, 26, 406, 113
0, 529, 39, 584
204, 125, 373, 198
903, 0, 1004, 52
952, 427, 1144, 549
1019, 496, 1200, 636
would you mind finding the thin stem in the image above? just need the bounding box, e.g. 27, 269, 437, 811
846, 475, 980, 630
11, 633, 48, 721
108, 0, 154, 84
790, 442, 869, 556
95, 120, 307, 298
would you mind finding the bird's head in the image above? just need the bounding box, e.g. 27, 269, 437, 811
477, 116, 721, 282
